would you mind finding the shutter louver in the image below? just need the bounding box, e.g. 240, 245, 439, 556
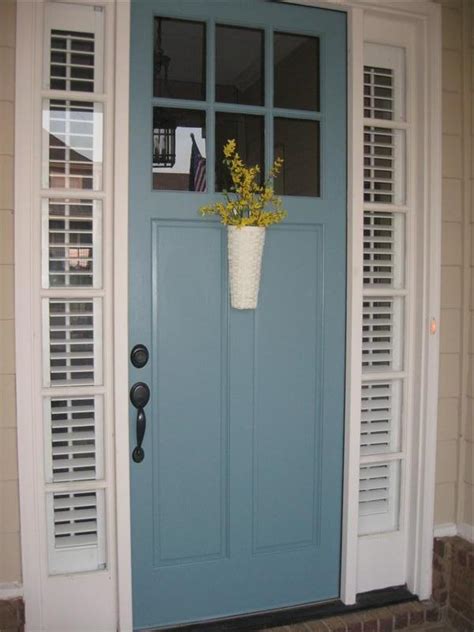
44, 298, 102, 386
47, 489, 106, 574
54, 491, 98, 548
359, 461, 400, 535
363, 211, 403, 288
359, 464, 390, 516
50, 29, 95, 93
43, 198, 102, 288
362, 298, 402, 371
360, 381, 401, 455
364, 66, 394, 120
45, 396, 104, 483
364, 127, 395, 204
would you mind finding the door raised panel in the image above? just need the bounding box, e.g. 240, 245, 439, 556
151, 222, 229, 565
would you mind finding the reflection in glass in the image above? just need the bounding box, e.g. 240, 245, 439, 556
215, 113, 264, 192
216, 25, 264, 105
154, 17, 206, 101
274, 32, 319, 111
42, 99, 103, 190
274, 118, 320, 197
153, 108, 206, 191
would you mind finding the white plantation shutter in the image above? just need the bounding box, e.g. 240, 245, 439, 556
42, 99, 104, 191
363, 211, 404, 289
364, 127, 405, 205
47, 490, 106, 574
364, 66, 394, 120
359, 462, 400, 535
43, 3, 104, 93
362, 297, 403, 372
359, 42, 407, 538
40, 3, 107, 576
43, 396, 104, 483
42, 298, 103, 387
360, 381, 401, 456
42, 198, 102, 289
50, 30, 96, 93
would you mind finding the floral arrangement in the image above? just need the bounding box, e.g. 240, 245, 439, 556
199, 139, 287, 227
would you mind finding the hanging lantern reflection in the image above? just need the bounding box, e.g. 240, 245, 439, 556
153, 18, 176, 168
153, 122, 176, 168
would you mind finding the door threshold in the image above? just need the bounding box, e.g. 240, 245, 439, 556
146, 585, 415, 631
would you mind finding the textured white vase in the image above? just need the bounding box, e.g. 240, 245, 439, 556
227, 226, 266, 309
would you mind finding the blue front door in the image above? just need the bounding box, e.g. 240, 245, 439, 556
129, 1, 346, 628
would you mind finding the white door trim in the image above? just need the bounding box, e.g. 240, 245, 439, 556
13, 0, 441, 629
114, 0, 133, 629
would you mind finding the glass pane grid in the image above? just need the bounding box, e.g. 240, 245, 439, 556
151, 18, 321, 196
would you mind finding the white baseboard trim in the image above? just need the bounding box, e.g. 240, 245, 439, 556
457, 522, 474, 543
0, 582, 23, 599
434, 522, 474, 542
434, 523, 458, 538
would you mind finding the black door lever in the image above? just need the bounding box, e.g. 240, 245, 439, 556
130, 382, 150, 463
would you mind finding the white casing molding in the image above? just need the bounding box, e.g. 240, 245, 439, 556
15, 1, 118, 630
340, 4, 364, 606
114, 0, 133, 629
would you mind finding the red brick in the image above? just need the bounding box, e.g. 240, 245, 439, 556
393, 612, 408, 630
433, 539, 445, 557
425, 605, 440, 622
408, 609, 424, 626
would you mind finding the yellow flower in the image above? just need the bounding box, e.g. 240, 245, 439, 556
199, 139, 287, 227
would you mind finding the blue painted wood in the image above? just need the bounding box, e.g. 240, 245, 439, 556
129, 1, 346, 629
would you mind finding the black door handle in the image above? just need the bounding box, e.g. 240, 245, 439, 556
130, 382, 150, 463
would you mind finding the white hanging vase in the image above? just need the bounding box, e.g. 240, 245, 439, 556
227, 225, 266, 310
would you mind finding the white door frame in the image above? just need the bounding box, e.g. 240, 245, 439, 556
14, 0, 441, 630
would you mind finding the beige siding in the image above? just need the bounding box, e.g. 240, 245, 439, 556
0, 0, 21, 583
465, 0, 474, 528
435, 0, 473, 531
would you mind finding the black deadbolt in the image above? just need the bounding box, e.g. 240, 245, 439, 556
131, 344, 149, 368
130, 382, 150, 409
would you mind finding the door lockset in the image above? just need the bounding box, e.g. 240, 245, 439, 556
131, 344, 149, 368
130, 381, 150, 463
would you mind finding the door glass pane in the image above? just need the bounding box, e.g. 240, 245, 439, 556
152, 108, 206, 191
215, 25, 264, 106
215, 113, 263, 192
274, 32, 320, 111
154, 17, 206, 101
274, 118, 320, 197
